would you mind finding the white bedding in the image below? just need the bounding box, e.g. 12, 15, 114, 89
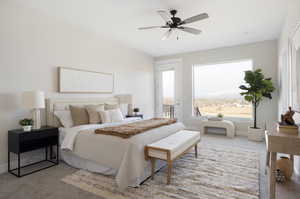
60, 118, 185, 190
61, 118, 141, 151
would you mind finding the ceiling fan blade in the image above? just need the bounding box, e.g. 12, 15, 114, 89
138, 26, 168, 30
162, 29, 173, 40
157, 10, 172, 23
178, 27, 202, 35
180, 13, 209, 25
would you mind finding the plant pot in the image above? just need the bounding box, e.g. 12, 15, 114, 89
247, 127, 264, 142
207, 116, 222, 121
22, 125, 32, 132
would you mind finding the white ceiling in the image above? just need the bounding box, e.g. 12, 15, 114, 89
14, 0, 288, 57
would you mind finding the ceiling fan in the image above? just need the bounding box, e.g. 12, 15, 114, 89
138, 9, 209, 40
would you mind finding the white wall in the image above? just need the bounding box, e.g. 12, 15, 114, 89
278, 0, 300, 176
278, 0, 300, 54
155, 40, 278, 135
0, 1, 154, 170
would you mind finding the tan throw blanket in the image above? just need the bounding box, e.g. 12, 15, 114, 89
95, 118, 177, 138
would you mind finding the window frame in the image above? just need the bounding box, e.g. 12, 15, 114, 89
192, 59, 254, 121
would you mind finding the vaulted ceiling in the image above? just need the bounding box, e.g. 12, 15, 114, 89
13, 0, 288, 57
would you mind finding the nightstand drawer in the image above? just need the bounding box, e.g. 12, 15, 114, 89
19, 129, 58, 142
20, 136, 58, 153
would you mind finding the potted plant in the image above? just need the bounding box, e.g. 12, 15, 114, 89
133, 108, 140, 116
207, 113, 223, 121
217, 113, 224, 120
239, 69, 275, 141
19, 118, 34, 132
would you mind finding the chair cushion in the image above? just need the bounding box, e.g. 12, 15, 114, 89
147, 130, 200, 160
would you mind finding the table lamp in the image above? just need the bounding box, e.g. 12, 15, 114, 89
22, 91, 45, 129
116, 94, 133, 116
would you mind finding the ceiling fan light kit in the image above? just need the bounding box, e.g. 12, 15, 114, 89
139, 9, 209, 40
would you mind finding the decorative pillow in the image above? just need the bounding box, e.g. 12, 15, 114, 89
69, 105, 89, 126
86, 104, 105, 124
109, 108, 124, 122
54, 110, 73, 128
105, 103, 119, 110
98, 110, 112, 123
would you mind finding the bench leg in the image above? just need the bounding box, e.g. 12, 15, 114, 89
151, 158, 156, 180
195, 144, 198, 158
167, 160, 173, 184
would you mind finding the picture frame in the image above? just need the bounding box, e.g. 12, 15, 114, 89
58, 67, 114, 93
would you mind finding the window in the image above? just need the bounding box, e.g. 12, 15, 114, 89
193, 60, 253, 118
162, 70, 175, 118
162, 70, 175, 105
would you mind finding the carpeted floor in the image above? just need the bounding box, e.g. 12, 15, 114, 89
0, 134, 299, 199
62, 144, 260, 199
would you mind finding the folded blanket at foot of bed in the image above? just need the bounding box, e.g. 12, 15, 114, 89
94, 118, 177, 138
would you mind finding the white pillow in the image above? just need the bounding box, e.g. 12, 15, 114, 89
109, 108, 124, 122
98, 110, 112, 123
54, 110, 74, 128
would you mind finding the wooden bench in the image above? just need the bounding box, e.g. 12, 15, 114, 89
145, 130, 201, 184
200, 120, 235, 138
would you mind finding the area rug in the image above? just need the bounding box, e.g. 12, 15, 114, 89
62, 144, 260, 199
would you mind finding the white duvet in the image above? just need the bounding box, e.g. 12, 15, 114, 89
61, 118, 185, 190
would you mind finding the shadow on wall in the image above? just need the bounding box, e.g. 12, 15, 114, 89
0, 93, 20, 111
0, 92, 45, 127
0, 93, 33, 163
0, 92, 30, 131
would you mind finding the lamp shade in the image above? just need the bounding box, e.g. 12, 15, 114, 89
116, 94, 132, 104
22, 91, 45, 109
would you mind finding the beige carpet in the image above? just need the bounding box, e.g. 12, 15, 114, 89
62, 144, 260, 199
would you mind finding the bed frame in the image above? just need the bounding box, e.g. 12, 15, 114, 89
46, 97, 119, 127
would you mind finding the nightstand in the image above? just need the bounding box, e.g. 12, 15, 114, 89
126, 114, 143, 119
8, 126, 59, 177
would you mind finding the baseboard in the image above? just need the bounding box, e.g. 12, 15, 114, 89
0, 162, 7, 174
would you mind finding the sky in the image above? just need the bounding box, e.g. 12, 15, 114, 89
193, 60, 253, 99
162, 60, 253, 99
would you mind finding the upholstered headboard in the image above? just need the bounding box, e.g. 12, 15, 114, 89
46, 97, 119, 127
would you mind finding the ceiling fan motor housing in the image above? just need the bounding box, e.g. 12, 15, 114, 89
169, 9, 181, 28
170, 9, 177, 16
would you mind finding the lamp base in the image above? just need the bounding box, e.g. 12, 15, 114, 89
32, 109, 41, 129
128, 104, 133, 116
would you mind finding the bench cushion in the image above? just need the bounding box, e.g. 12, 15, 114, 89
147, 130, 200, 160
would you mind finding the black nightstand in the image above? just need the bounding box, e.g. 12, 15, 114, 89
126, 114, 143, 119
8, 126, 59, 177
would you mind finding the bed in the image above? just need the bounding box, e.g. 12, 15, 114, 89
46, 97, 185, 190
